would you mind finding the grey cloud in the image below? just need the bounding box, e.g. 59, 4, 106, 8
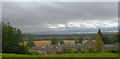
2, 2, 118, 33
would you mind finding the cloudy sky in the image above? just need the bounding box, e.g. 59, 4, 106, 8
2, 2, 118, 34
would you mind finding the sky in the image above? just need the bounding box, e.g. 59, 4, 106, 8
2, 2, 118, 34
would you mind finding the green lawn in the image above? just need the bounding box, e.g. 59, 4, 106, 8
2, 53, 118, 57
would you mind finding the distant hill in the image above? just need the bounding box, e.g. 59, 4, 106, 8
23, 32, 118, 41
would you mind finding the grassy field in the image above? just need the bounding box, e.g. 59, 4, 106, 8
2, 53, 118, 57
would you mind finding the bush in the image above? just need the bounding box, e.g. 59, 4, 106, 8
81, 51, 88, 53
56, 51, 63, 54
88, 48, 97, 53
62, 48, 74, 54
29, 51, 38, 55
77, 47, 82, 52
3, 44, 30, 54
100, 51, 109, 53
67, 48, 74, 54
108, 49, 118, 53
74, 51, 81, 53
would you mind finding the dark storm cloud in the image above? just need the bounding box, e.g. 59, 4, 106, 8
2, 2, 118, 33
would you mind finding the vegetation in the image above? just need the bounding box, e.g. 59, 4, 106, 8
75, 37, 84, 44
56, 48, 74, 54
2, 22, 119, 57
111, 34, 119, 44
97, 29, 111, 44
62, 48, 74, 54
88, 48, 96, 53
51, 38, 64, 45
60, 39, 64, 44
51, 38, 59, 45
78, 37, 84, 44
77, 47, 82, 52
95, 34, 104, 52
75, 38, 78, 44
2, 22, 30, 54
2, 53, 118, 57
26, 41, 35, 48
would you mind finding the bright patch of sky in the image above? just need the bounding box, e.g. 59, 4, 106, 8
49, 20, 118, 29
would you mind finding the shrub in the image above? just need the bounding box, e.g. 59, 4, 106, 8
67, 48, 74, 54
62, 48, 74, 54
56, 51, 63, 54
108, 49, 118, 53
88, 48, 97, 53
81, 51, 88, 53
29, 51, 38, 55
3, 44, 30, 54
74, 51, 81, 53
77, 47, 82, 52
26, 41, 35, 48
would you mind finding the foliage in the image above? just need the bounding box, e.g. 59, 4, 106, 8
74, 38, 78, 44
74, 37, 83, 44
88, 48, 96, 53
81, 51, 88, 53
2, 22, 29, 54
56, 51, 63, 54
51, 38, 59, 45
62, 48, 74, 54
51, 38, 64, 45
78, 37, 84, 44
95, 34, 104, 52
108, 49, 118, 53
60, 39, 64, 44
77, 47, 82, 52
29, 51, 38, 55
26, 41, 35, 48
97, 29, 111, 44
111, 34, 119, 44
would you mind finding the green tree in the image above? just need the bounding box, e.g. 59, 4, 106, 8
111, 34, 119, 44
97, 29, 111, 44
77, 47, 82, 52
88, 48, 96, 53
95, 34, 104, 52
60, 39, 64, 44
2, 22, 29, 54
74, 38, 78, 44
62, 48, 73, 54
26, 41, 35, 48
51, 38, 59, 45
78, 37, 84, 44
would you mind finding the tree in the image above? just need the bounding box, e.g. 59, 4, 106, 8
51, 38, 59, 45
26, 41, 35, 48
95, 34, 104, 52
62, 48, 74, 54
77, 47, 82, 52
111, 34, 119, 44
88, 48, 96, 53
78, 37, 84, 44
97, 29, 111, 44
74, 38, 78, 44
60, 40, 64, 44
2, 22, 29, 54
51, 38, 64, 45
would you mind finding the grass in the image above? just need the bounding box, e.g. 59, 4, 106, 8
2, 53, 118, 57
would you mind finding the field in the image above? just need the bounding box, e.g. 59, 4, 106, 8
2, 53, 118, 57
23, 40, 75, 46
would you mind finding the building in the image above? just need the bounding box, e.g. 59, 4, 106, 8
31, 44, 83, 54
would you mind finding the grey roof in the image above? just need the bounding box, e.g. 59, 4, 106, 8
104, 44, 118, 47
